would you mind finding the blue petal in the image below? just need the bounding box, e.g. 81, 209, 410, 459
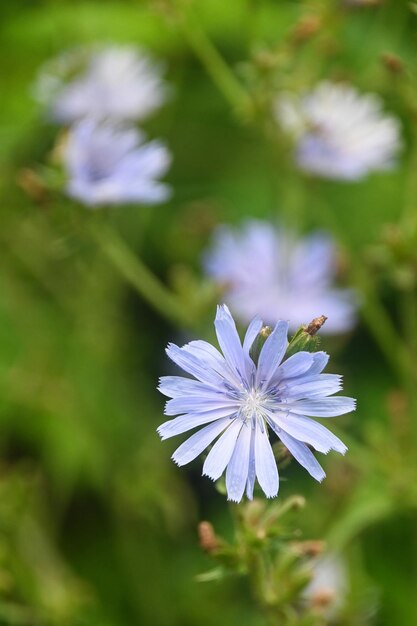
285, 397, 356, 417
183, 340, 239, 386
172, 418, 230, 466
245, 431, 256, 500
243, 316, 263, 354
158, 407, 236, 439
158, 376, 224, 399
226, 423, 252, 502
214, 305, 249, 383
166, 343, 224, 386
268, 412, 347, 454
256, 321, 289, 388
165, 396, 238, 416
203, 418, 243, 481
283, 375, 342, 400
255, 421, 279, 498
277, 429, 326, 482
305, 351, 329, 376
275, 352, 314, 380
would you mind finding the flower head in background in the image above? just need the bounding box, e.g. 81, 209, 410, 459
37, 45, 167, 123
275, 81, 401, 180
303, 554, 348, 619
63, 120, 171, 207
158, 305, 355, 503
204, 220, 357, 334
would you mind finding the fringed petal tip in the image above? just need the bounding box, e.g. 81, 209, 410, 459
165, 343, 175, 357
316, 471, 326, 483
171, 453, 183, 466
264, 490, 279, 500
226, 494, 243, 504
156, 425, 167, 440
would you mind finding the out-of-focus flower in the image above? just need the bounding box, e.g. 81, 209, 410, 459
37, 45, 167, 123
204, 221, 357, 334
158, 305, 355, 503
63, 120, 171, 207
275, 81, 401, 180
303, 554, 348, 619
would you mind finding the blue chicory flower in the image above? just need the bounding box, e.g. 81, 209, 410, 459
63, 119, 171, 207
204, 221, 357, 335
158, 305, 355, 503
275, 81, 401, 180
38, 45, 168, 124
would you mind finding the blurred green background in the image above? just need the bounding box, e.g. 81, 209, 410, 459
1, 1, 417, 625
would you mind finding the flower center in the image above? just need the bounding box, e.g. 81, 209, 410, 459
240, 388, 266, 423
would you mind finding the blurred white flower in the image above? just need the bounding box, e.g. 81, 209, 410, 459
303, 554, 348, 619
203, 220, 357, 334
37, 45, 168, 123
63, 120, 171, 207
275, 81, 401, 180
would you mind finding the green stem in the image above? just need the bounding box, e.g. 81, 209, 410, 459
401, 137, 417, 232
352, 264, 411, 383
312, 190, 411, 383
93, 225, 196, 330
178, 11, 253, 118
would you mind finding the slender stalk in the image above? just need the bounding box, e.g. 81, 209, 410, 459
312, 190, 412, 383
93, 225, 196, 330
177, 10, 253, 119
401, 138, 417, 233
352, 265, 412, 380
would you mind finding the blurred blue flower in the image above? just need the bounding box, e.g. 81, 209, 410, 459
158, 305, 355, 502
39, 45, 168, 123
276, 81, 401, 180
64, 120, 171, 207
204, 221, 357, 334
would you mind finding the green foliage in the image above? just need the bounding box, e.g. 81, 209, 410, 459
1, 1, 417, 625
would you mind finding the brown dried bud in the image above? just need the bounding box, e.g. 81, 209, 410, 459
17, 169, 47, 203
291, 15, 321, 44
311, 588, 335, 609
381, 52, 404, 75
306, 316, 327, 336
198, 521, 221, 554
292, 540, 326, 557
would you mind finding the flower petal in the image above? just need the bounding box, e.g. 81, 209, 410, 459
165, 396, 238, 416
243, 316, 263, 354
246, 430, 256, 500
158, 376, 224, 399
172, 417, 230, 466
256, 320, 289, 388
183, 340, 239, 386
283, 375, 342, 400
285, 397, 356, 417
306, 351, 329, 376
166, 343, 223, 386
226, 423, 252, 502
214, 305, 248, 383
269, 412, 347, 455
203, 418, 243, 481
277, 429, 326, 482
276, 352, 314, 380
158, 408, 236, 439
255, 421, 279, 498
